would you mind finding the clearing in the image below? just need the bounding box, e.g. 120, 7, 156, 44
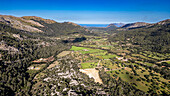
57, 51, 71, 58
79, 68, 102, 84
47, 61, 59, 69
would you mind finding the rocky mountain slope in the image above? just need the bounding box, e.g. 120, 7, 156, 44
22, 16, 89, 36
0, 15, 89, 36
106, 23, 117, 29
121, 22, 150, 29
156, 19, 170, 25
0, 15, 43, 32
109, 19, 170, 53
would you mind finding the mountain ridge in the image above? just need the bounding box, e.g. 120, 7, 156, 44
0, 15, 89, 36
121, 22, 150, 29
109, 19, 170, 53
108, 23, 125, 27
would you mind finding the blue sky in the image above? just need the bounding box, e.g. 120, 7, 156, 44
0, 0, 170, 24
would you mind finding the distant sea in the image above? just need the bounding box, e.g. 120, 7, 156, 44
79, 24, 109, 27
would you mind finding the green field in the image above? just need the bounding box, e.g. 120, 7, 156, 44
93, 51, 107, 56
70, 46, 87, 51
102, 54, 117, 59
81, 62, 98, 69
135, 61, 154, 66
70, 46, 105, 54
166, 61, 170, 64
162, 61, 170, 64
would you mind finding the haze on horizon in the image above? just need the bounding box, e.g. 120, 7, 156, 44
0, 0, 170, 24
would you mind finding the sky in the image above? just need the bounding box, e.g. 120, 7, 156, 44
0, 0, 170, 24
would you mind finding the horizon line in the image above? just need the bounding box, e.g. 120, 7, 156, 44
0, 13, 168, 24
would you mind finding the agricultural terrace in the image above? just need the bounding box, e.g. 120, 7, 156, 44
47, 61, 59, 69
57, 51, 71, 58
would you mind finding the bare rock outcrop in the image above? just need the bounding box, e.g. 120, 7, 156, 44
0, 15, 43, 32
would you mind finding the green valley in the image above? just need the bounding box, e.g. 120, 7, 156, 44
0, 15, 169, 96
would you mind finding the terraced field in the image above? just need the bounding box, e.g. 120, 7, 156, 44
57, 51, 71, 58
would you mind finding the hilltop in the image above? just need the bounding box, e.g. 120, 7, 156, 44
121, 22, 150, 29
0, 15, 90, 36
108, 23, 125, 27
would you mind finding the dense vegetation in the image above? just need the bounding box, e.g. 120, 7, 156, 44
109, 21, 170, 53
0, 22, 71, 95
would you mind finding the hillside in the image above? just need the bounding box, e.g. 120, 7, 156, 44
106, 23, 117, 29
0, 15, 43, 32
0, 15, 91, 95
87, 24, 117, 34
109, 19, 170, 53
0, 19, 73, 95
22, 16, 90, 36
0, 15, 90, 36
121, 22, 150, 29
108, 23, 125, 27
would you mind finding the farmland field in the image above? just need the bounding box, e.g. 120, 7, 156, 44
81, 62, 98, 69
57, 51, 71, 57
69, 36, 170, 95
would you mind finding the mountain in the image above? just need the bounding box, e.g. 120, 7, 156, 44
80, 23, 124, 33
79, 24, 109, 27
106, 24, 117, 29
0, 15, 89, 36
156, 19, 170, 25
121, 22, 150, 29
0, 15, 43, 32
87, 24, 117, 33
0, 15, 91, 95
108, 23, 125, 27
109, 19, 170, 53
22, 16, 89, 36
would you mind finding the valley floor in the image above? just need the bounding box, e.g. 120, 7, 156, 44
27, 36, 170, 95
